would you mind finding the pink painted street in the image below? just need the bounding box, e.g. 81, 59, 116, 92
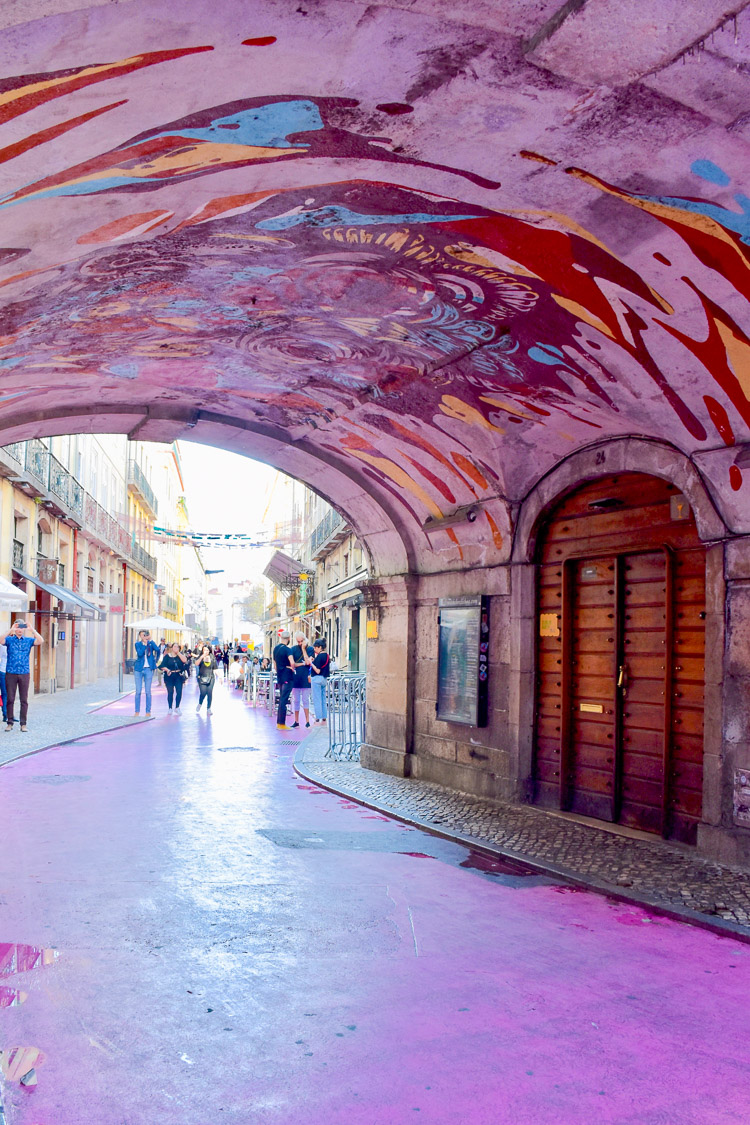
0, 681, 746, 1124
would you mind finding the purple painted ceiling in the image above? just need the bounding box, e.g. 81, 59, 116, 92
1, 0, 749, 572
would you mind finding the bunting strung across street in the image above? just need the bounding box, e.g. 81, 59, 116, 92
151, 525, 282, 548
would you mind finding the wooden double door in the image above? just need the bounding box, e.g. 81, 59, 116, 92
535, 475, 706, 844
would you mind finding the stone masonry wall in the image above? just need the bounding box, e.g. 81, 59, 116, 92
410, 567, 512, 800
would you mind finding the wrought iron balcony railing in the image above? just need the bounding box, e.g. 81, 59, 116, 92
309, 507, 347, 558
127, 459, 158, 517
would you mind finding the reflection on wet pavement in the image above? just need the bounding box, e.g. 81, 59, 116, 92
0, 945, 58, 976
0, 991, 26, 1010
0, 1048, 43, 1084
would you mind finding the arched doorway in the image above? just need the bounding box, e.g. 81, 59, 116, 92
533, 473, 706, 845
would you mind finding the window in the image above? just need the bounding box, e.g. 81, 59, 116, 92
37, 524, 44, 556
59, 562, 65, 586
87, 575, 94, 593
99, 581, 104, 595
343, 552, 349, 578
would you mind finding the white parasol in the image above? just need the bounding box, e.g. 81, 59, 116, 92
0, 575, 30, 611
129, 614, 190, 635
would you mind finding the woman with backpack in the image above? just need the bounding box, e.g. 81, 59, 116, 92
193, 643, 218, 716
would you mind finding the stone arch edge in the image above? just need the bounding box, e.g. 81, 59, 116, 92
511, 437, 729, 565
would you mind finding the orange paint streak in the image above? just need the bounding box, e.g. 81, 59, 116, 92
730, 465, 743, 491
0, 100, 126, 166
0, 48, 213, 126
446, 528, 464, 559
242, 36, 277, 45
485, 510, 504, 551
173, 190, 276, 229
77, 210, 172, 244
451, 453, 488, 490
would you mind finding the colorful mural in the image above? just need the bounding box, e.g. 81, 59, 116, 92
0, 6, 749, 564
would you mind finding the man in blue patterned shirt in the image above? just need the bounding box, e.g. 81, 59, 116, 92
133, 629, 159, 717
2, 619, 43, 732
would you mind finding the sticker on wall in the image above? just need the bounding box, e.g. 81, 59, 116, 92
539, 613, 559, 637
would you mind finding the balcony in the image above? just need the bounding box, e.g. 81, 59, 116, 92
164, 594, 178, 615
46, 453, 84, 521
127, 460, 158, 518
0, 440, 137, 565
309, 507, 348, 560
25, 438, 49, 488
130, 540, 157, 580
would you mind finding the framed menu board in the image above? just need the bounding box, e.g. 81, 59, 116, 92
436, 595, 489, 726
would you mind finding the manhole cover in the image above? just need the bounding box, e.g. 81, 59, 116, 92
216, 746, 262, 753
26, 775, 91, 785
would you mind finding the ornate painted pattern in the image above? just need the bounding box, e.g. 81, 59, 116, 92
0, 7, 749, 561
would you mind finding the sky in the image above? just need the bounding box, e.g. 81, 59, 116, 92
177, 442, 282, 587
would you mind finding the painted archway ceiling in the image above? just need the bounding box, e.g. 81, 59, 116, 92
1, 0, 750, 569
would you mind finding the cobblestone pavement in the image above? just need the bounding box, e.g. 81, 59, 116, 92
0, 674, 140, 768
297, 733, 750, 937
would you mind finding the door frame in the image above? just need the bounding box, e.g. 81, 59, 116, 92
558, 543, 675, 837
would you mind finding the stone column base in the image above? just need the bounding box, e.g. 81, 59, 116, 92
697, 823, 750, 867
360, 743, 411, 777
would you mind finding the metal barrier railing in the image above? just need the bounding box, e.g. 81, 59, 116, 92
325, 672, 366, 761
244, 670, 275, 711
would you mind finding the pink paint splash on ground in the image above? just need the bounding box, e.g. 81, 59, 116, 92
0, 680, 746, 1123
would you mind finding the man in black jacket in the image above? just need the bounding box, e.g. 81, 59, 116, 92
272, 631, 296, 730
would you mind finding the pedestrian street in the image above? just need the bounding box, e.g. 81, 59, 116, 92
0, 678, 747, 1124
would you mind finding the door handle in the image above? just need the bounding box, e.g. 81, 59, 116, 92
618, 664, 628, 695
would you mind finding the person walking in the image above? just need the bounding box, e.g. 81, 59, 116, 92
0, 640, 7, 724
193, 644, 218, 715
159, 642, 188, 714
290, 630, 314, 729
133, 629, 159, 717
310, 638, 331, 723
155, 638, 168, 687
222, 644, 231, 681
272, 630, 296, 731
1, 620, 43, 732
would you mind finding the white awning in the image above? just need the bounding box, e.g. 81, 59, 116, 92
0, 575, 29, 610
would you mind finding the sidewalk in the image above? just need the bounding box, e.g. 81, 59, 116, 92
0, 674, 141, 768
296, 730, 750, 939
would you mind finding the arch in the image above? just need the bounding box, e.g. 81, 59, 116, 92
512, 438, 728, 565
0, 407, 414, 581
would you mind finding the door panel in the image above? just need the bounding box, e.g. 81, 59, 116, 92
534, 474, 706, 843
567, 556, 617, 821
